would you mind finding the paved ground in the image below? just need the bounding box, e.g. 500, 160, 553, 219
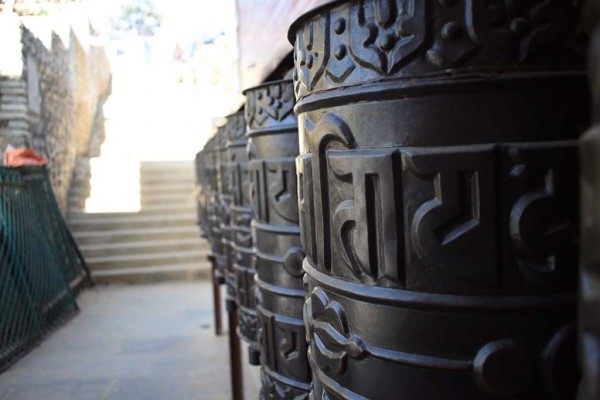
0, 282, 259, 400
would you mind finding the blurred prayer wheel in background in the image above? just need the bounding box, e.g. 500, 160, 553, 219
224, 112, 259, 361
217, 124, 233, 298
289, 0, 587, 398
196, 136, 219, 270
194, 148, 205, 235
244, 80, 311, 398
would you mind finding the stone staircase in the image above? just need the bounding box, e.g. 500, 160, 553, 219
67, 160, 211, 284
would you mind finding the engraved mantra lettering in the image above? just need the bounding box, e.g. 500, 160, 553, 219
259, 309, 309, 381
403, 146, 498, 285
251, 159, 299, 224
250, 160, 267, 222
297, 114, 355, 274
507, 144, 578, 276
329, 149, 399, 282
297, 116, 574, 286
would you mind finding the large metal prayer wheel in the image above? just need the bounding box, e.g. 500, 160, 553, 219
244, 80, 311, 398
290, 1, 586, 399
224, 112, 259, 357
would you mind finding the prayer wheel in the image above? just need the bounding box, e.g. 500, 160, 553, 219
224, 112, 260, 359
244, 80, 311, 398
289, 1, 586, 398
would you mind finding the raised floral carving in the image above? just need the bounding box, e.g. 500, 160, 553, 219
246, 82, 295, 129
291, 0, 584, 97
348, 0, 426, 74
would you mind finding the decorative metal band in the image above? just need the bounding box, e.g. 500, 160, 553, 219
288, 0, 586, 100
303, 259, 574, 312
225, 112, 247, 145
252, 220, 301, 235
244, 79, 298, 134
304, 272, 577, 399
255, 279, 305, 299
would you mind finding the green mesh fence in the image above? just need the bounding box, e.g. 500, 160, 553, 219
0, 166, 91, 372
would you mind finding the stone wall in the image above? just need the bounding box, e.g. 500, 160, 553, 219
0, 12, 111, 212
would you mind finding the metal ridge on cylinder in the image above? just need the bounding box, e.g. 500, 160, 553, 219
244, 79, 311, 399
289, 1, 586, 398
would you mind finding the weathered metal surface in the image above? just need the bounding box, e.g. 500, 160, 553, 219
244, 80, 310, 399
579, 2, 600, 398
290, 1, 586, 398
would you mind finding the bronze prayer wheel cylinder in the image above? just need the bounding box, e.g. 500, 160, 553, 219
290, 0, 586, 399
244, 80, 311, 398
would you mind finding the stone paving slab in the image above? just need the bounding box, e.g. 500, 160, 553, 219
0, 282, 259, 400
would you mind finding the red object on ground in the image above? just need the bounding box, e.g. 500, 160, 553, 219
4, 148, 48, 167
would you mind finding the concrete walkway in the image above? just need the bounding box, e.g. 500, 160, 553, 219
0, 283, 257, 400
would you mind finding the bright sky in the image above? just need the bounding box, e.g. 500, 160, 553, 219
85, 0, 237, 38
76, 0, 239, 213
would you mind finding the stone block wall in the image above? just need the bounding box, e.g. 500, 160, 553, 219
0, 79, 29, 149
0, 12, 111, 212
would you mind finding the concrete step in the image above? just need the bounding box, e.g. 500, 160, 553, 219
141, 192, 196, 206
69, 213, 197, 232
68, 199, 87, 212
68, 203, 198, 219
91, 262, 210, 284
79, 237, 209, 258
139, 203, 198, 214
140, 174, 196, 186
86, 249, 209, 271
140, 183, 196, 196
69, 181, 196, 198
140, 167, 194, 177
72, 225, 200, 246
68, 193, 197, 209
139, 161, 194, 171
